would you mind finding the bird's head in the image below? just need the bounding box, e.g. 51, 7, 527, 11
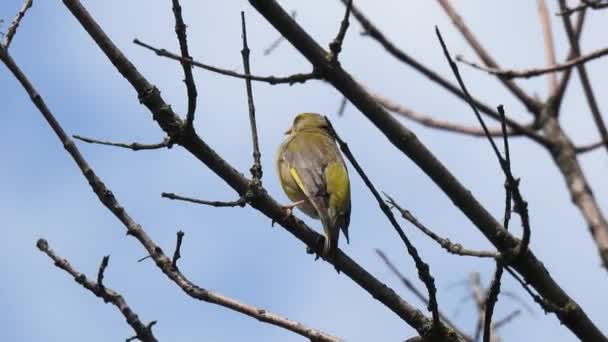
285, 112, 329, 135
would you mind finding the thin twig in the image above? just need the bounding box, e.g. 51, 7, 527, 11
73, 135, 173, 151
329, 0, 352, 62
558, 0, 608, 15
170, 0, 198, 128
325, 117, 442, 332
373, 91, 525, 138
97, 255, 110, 289
455, 45, 608, 80
36, 239, 158, 342
1, 0, 33, 49
134, 39, 319, 85
537, 0, 558, 94
172, 231, 185, 270
492, 310, 521, 330
552, 9, 586, 113
386, 196, 499, 259
240, 12, 263, 183
436, 0, 541, 115
576, 138, 608, 154
559, 0, 608, 154
337, 96, 348, 116
263, 10, 296, 55
436, 29, 531, 258
162, 192, 246, 207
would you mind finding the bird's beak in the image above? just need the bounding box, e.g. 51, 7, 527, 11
284, 126, 292, 135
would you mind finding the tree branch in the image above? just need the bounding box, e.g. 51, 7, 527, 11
169, 0, 198, 128
73, 135, 173, 151
36, 239, 158, 342
1, 0, 33, 49
537, 0, 558, 94
134, 39, 320, 85
436, 0, 542, 115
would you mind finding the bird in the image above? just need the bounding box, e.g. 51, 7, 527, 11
276, 112, 351, 256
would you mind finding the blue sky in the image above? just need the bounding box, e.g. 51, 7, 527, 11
1, 0, 607, 341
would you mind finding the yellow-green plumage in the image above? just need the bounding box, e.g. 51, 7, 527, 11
276, 113, 351, 255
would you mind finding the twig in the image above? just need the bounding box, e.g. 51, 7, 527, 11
559, 0, 608, 154
325, 117, 442, 333
455, 45, 608, 80
263, 10, 296, 55
558, 0, 608, 15
386, 196, 499, 259
97, 255, 110, 289
134, 39, 319, 85
172, 231, 185, 270
337, 96, 348, 116
36, 239, 158, 342
436, 0, 541, 115
537, 0, 558, 94
436, 29, 531, 258
373, 91, 525, 138
376, 250, 474, 342
492, 310, 521, 330
552, 9, 586, 113
576, 138, 608, 154
169, 0, 198, 128
329, 0, 352, 62
162, 192, 246, 207
73, 135, 173, 151
1, 0, 33, 49
240, 12, 263, 183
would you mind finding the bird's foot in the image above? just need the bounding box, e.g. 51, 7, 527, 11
281, 200, 306, 220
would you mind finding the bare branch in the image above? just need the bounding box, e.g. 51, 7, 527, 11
325, 117, 443, 332
263, 10, 296, 55
373, 91, 529, 138
492, 310, 521, 331
172, 231, 185, 270
436, 0, 542, 115
161, 192, 246, 208
537, 0, 558, 93
386, 196, 499, 259
36, 239, 158, 342
329, 0, 352, 62
73, 135, 173, 151
134, 39, 319, 85
240, 12, 263, 183
552, 9, 586, 112
1, 0, 33, 49
576, 138, 608, 154
169, 0, 198, 128
559, 0, 608, 154
455, 45, 608, 80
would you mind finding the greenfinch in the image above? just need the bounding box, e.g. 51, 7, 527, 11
276, 113, 351, 256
